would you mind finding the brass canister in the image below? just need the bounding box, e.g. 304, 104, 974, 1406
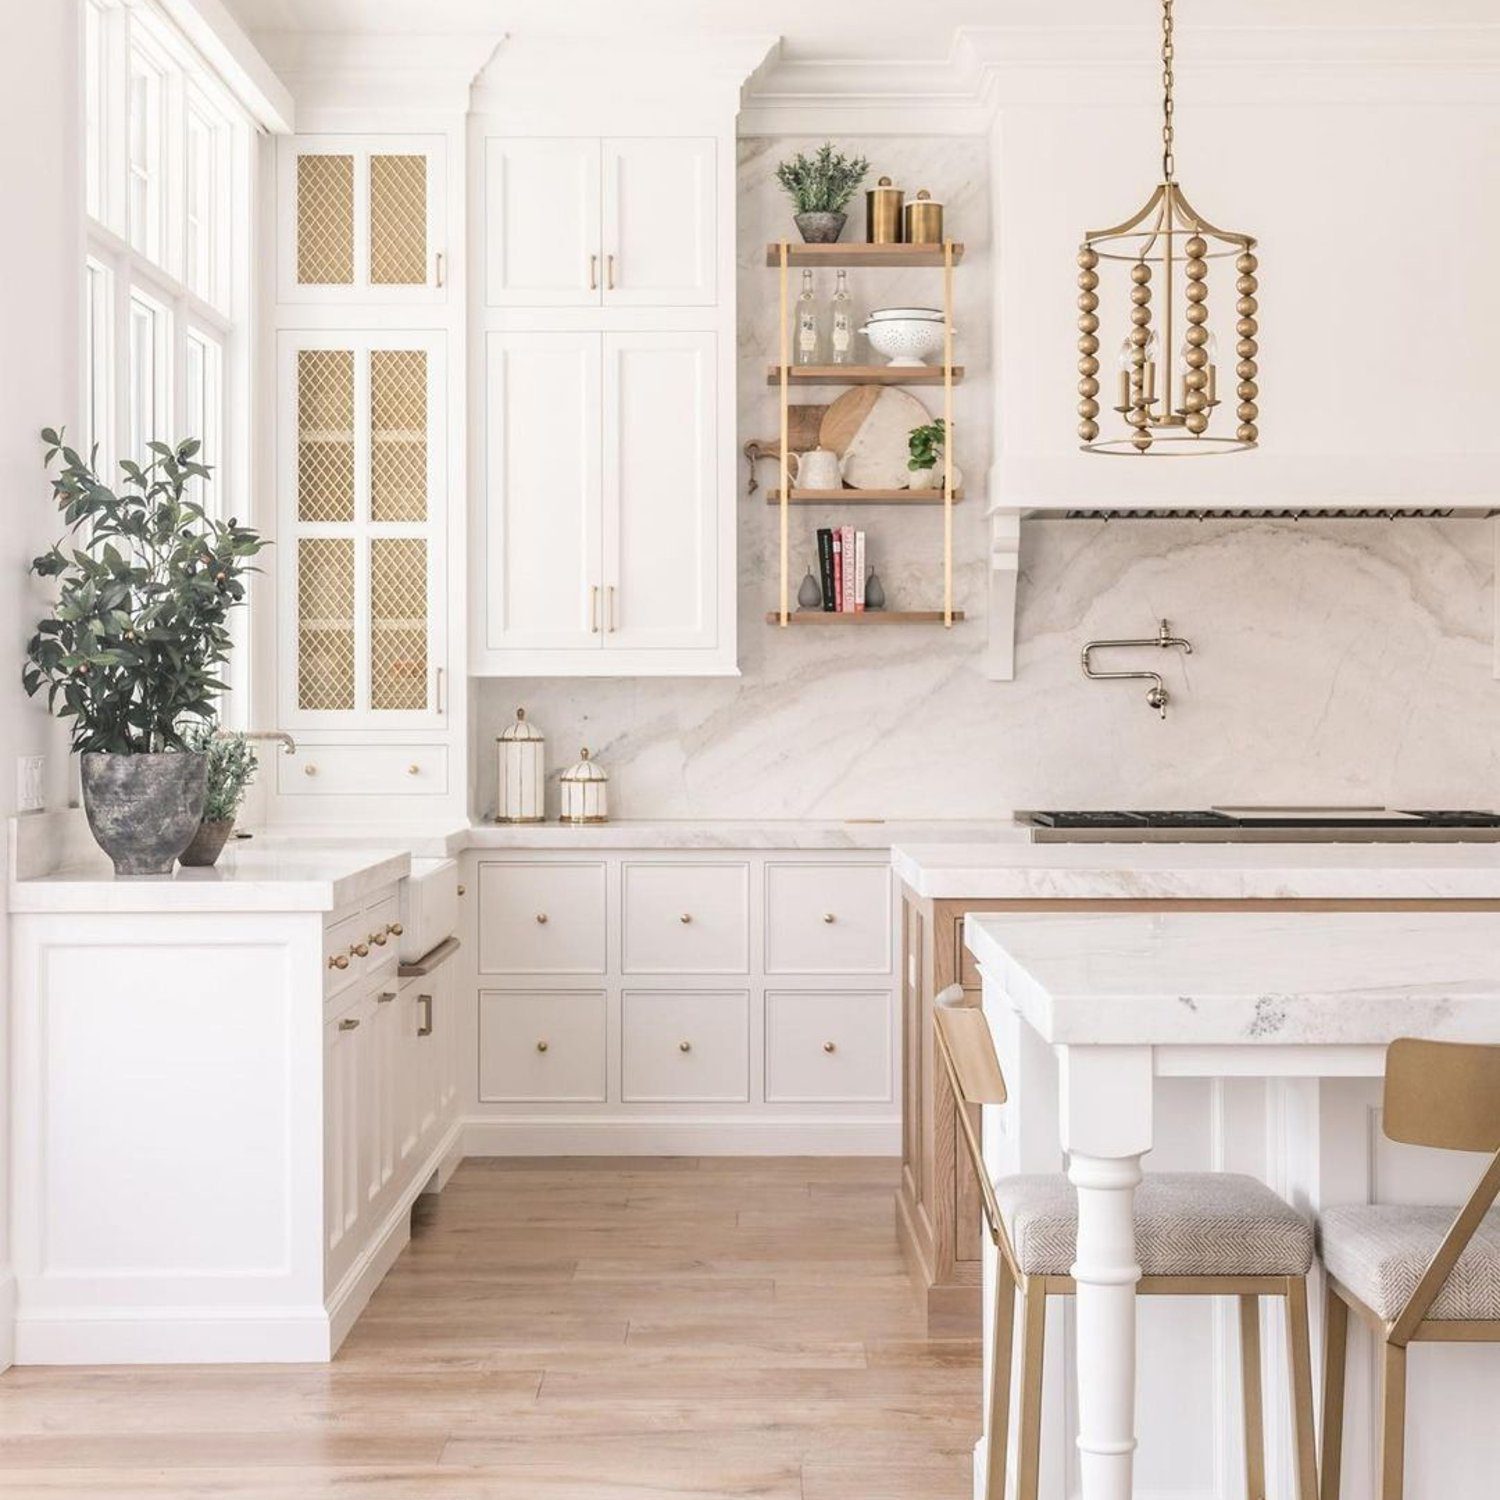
865, 175, 904, 243
904, 189, 944, 245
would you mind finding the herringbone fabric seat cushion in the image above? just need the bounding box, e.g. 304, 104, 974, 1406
1319, 1205, 1500, 1321
996, 1171, 1314, 1277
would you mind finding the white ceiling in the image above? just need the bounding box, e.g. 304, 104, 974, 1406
221, 0, 1500, 64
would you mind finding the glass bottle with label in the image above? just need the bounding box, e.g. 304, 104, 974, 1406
795, 269, 820, 365
830, 269, 854, 365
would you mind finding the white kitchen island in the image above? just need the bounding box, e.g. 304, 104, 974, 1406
965, 908, 1500, 1500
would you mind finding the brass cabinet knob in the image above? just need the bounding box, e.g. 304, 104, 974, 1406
371, 930, 387, 946
377, 991, 396, 1004
458, 884, 466, 896
823, 913, 836, 924
536, 1040, 549, 1053
823, 1041, 837, 1053
338, 1017, 359, 1031
351, 941, 369, 958
678, 1040, 692, 1053
303, 763, 318, 776
679, 913, 693, 924
389, 922, 404, 936
535, 912, 549, 925
327, 953, 349, 971
407, 763, 420, 776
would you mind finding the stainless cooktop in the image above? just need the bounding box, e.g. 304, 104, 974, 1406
1016, 808, 1500, 843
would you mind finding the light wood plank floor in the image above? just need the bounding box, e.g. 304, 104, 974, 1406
0, 1157, 980, 1498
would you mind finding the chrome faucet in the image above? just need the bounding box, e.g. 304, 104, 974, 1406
239, 730, 298, 755
1081, 619, 1194, 720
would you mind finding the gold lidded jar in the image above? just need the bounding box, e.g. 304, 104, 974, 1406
903, 189, 944, 245
865, 176, 904, 244
559, 747, 609, 825
495, 706, 545, 823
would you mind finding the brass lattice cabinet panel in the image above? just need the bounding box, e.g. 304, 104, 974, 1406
369, 154, 427, 286
370, 538, 427, 711
297, 349, 355, 523
296, 154, 354, 285
297, 538, 356, 711
370, 349, 428, 523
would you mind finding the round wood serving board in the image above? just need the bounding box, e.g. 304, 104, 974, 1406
819, 387, 931, 490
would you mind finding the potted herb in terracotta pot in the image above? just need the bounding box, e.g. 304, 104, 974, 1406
178, 726, 258, 868
775, 143, 869, 243
23, 431, 264, 876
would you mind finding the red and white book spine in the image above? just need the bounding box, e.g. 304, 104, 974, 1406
841, 525, 855, 612
831, 529, 844, 612
854, 531, 866, 612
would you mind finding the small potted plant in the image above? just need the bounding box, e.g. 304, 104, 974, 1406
775, 143, 869, 243
23, 431, 264, 876
178, 726, 258, 867
906, 418, 962, 492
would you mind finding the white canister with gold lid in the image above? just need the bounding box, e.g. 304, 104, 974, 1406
559, 747, 609, 824
495, 707, 545, 823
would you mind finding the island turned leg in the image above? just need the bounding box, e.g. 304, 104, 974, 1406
1059, 1045, 1154, 1500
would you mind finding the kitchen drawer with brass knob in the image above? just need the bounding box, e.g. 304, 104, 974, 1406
477, 990, 606, 1102
277, 742, 448, 798
621, 862, 749, 975
322, 909, 370, 998
621, 990, 749, 1102
764, 862, 892, 975
477, 861, 606, 974
765, 990, 892, 1103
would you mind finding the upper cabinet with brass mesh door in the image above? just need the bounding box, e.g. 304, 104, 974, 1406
279, 136, 446, 303
278, 330, 447, 728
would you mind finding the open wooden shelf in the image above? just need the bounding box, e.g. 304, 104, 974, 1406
765, 488, 963, 505
764, 243, 965, 268
766, 365, 964, 387
766, 609, 966, 625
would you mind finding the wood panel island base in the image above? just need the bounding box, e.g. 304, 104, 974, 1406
891, 841, 1500, 1337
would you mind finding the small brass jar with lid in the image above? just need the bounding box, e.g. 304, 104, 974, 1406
903, 189, 944, 245
865, 176, 904, 244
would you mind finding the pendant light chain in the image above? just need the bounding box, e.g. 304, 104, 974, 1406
1161, 0, 1176, 182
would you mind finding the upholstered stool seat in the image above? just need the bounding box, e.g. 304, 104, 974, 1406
1320, 1204, 1500, 1322
997, 1171, 1315, 1278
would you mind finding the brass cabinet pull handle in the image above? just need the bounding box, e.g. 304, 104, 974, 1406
678, 1040, 692, 1053
377, 991, 396, 1004
536, 912, 549, 925
417, 993, 433, 1037
589, 252, 598, 290
823, 912, 836, 924
590, 584, 600, 633
435, 250, 446, 288
351, 942, 369, 958
679, 913, 692, 924
607, 584, 616, 632
389, 922, 404, 936
823, 1041, 837, 1053
458, 884, 466, 896
327, 953, 349, 971
606, 252, 615, 289
536, 1040, 549, 1053
338, 1017, 360, 1031
435, 666, 445, 715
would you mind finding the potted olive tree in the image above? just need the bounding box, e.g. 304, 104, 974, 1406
775, 143, 869, 243
23, 431, 264, 876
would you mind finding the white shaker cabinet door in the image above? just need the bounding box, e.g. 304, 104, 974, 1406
485, 137, 601, 307
601, 137, 715, 306
484, 332, 603, 652
601, 331, 717, 651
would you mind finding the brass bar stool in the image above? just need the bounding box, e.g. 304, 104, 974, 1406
1319, 1037, 1500, 1500
934, 985, 1319, 1500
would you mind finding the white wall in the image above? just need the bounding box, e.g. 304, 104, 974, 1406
0, 0, 81, 1368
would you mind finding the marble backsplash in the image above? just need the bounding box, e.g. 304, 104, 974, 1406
472, 136, 1500, 819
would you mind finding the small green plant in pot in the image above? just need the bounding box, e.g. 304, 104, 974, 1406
906, 418, 962, 492
775, 143, 869, 243
23, 431, 265, 876
178, 726, 258, 868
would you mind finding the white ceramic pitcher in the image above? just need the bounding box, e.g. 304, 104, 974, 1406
788, 448, 844, 491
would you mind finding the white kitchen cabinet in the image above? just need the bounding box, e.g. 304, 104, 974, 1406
278, 330, 449, 734
621, 860, 749, 973
765, 991, 893, 1103
621, 990, 750, 1103
324, 995, 366, 1281
477, 860, 608, 974
479, 329, 719, 669
280, 134, 447, 303
484, 135, 713, 308
765, 863, 893, 975
479, 990, 609, 1102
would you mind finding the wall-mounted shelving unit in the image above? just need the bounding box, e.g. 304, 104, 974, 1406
769, 240, 963, 627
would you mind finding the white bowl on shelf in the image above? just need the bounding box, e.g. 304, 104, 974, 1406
866, 306, 944, 322
860, 316, 951, 367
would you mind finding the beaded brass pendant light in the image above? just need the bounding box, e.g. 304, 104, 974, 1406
1077, 0, 1258, 455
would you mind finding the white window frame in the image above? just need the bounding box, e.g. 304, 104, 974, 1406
83, 0, 257, 722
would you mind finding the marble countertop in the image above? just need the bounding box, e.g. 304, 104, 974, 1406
469, 818, 1028, 851
965, 909, 1500, 1047
10, 839, 411, 914
894, 840, 1500, 901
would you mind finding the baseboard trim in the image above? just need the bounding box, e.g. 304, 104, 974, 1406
13, 1305, 334, 1365
462, 1115, 901, 1157
0, 1266, 16, 1372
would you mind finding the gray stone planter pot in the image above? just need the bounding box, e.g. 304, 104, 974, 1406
794, 211, 847, 244
178, 818, 235, 868
80, 752, 208, 877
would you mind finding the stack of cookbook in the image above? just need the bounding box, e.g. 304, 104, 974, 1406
814, 526, 866, 612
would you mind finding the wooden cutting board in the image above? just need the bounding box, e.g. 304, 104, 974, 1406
821, 387, 931, 489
